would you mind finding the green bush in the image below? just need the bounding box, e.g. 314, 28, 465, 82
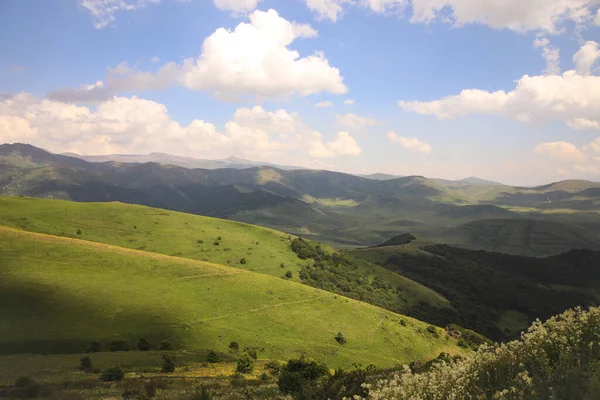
426, 325, 439, 338
335, 331, 346, 345
86, 340, 102, 353
277, 358, 328, 397
15, 377, 35, 387
158, 340, 173, 350
108, 340, 130, 352
280, 263, 285, 268
206, 350, 219, 363
76, 229, 82, 235
193, 385, 212, 400
240, 258, 247, 264
236, 353, 255, 374
137, 337, 152, 351
216, 236, 222, 241
265, 360, 282, 376
100, 366, 125, 382
285, 271, 293, 279
228, 341, 239, 353
161, 354, 176, 373
79, 356, 93, 372
213, 240, 220, 246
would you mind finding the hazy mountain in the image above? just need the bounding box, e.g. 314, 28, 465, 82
62, 151, 302, 170
3, 143, 600, 255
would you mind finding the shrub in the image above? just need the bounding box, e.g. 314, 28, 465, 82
265, 360, 283, 376
13, 377, 39, 398
280, 263, 285, 269
278, 358, 328, 397
108, 340, 130, 352
260, 372, 270, 382
161, 354, 176, 373
399, 319, 407, 327
137, 337, 152, 351
100, 366, 124, 382
213, 240, 220, 246
76, 229, 82, 235
197, 239, 203, 244
244, 348, 258, 360
79, 356, 93, 372
228, 341, 239, 353
194, 385, 212, 400
285, 271, 293, 279
426, 325, 439, 338
86, 340, 102, 353
335, 331, 346, 345
217, 236, 222, 241
158, 340, 173, 350
236, 353, 255, 374
240, 258, 247, 265
206, 350, 219, 363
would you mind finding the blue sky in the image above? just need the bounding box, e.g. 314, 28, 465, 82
1, 0, 600, 185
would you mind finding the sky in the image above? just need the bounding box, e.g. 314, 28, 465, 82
1, 0, 600, 185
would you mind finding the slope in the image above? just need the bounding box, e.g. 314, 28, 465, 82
0, 226, 463, 367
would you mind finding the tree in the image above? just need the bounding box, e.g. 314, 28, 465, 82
100, 366, 124, 382
161, 354, 176, 373
86, 340, 102, 353
285, 271, 293, 279
278, 358, 328, 398
335, 331, 346, 345
217, 236, 222, 241
137, 337, 152, 351
108, 340, 130, 352
158, 340, 173, 351
79, 356, 93, 372
228, 341, 239, 353
236, 353, 255, 374
76, 229, 82, 235
280, 263, 285, 269
207, 350, 219, 363
195, 386, 212, 400
240, 258, 247, 265
213, 240, 220, 246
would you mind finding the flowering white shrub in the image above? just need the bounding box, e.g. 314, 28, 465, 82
363, 307, 600, 400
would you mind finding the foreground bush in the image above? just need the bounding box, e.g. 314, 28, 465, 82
100, 366, 125, 382
365, 307, 600, 400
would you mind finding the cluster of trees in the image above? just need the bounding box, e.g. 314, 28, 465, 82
385, 245, 597, 340
290, 238, 402, 313
86, 338, 174, 353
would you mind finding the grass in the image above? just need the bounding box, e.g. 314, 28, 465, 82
0, 225, 465, 368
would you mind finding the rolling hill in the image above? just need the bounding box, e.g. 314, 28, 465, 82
0, 225, 463, 368
3, 143, 600, 255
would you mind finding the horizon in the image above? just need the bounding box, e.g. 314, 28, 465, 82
1, 1, 600, 186
8, 141, 600, 188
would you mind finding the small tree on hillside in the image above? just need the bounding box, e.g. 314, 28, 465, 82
285, 271, 293, 279
137, 337, 152, 351
158, 340, 173, 350
86, 340, 102, 353
228, 341, 239, 353
79, 356, 93, 372
161, 354, 176, 373
207, 350, 219, 363
335, 331, 347, 345
236, 353, 255, 374
100, 366, 124, 382
240, 258, 247, 265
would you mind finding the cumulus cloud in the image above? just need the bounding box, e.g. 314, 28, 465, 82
398, 43, 600, 130
573, 40, 600, 75
79, 0, 165, 29
534, 141, 586, 163
213, 0, 261, 15
305, 0, 353, 21
315, 101, 333, 108
336, 113, 378, 131
387, 131, 432, 153
0, 94, 361, 163
534, 37, 561, 75
50, 10, 346, 102
364, 0, 408, 14
343, 99, 355, 105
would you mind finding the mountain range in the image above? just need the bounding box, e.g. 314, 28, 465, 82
2, 142, 600, 255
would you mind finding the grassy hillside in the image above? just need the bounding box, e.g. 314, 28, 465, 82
0, 196, 448, 312
0, 226, 463, 367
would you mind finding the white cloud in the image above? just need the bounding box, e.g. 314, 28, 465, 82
79, 0, 164, 29
399, 70, 600, 130
0, 94, 361, 164
336, 113, 378, 131
305, 0, 353, 21
315, 101, 333, 108
387, 131, 432, 153
213, 0, 261, 15
573, 40, 600, 75
180, 9, 346, 99
150, 56, 160, 64
343, 99, 355, 105
364, 0, 408, 14
567, 118, 600, 130
52, 10, 346, 102
408, 0, 600, 34
534, 141, 586, 162
534, 37, 561, 75
596, 9, 600, 24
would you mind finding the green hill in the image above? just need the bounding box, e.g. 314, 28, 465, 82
0, 225, 463, 367
0, 196, 448, 314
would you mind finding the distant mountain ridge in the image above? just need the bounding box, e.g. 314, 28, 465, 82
2, 143, 600, 255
